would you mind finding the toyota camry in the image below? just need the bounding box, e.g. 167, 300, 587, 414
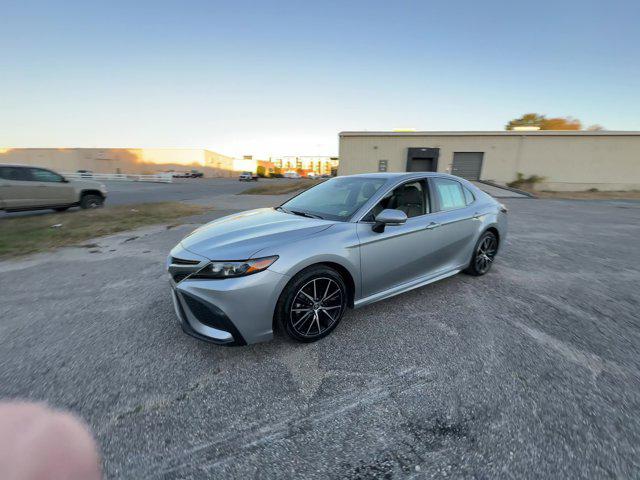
167, 173, 507, 345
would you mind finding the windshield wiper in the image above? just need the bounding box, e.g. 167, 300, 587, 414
289, 210, 324, 220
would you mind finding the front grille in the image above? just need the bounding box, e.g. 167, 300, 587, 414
171, 257, 200, 265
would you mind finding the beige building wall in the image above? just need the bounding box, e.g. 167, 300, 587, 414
0, 148, 235, 177
338, 132, 640, 191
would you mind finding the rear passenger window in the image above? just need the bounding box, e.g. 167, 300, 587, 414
433, 178, 466, 211
463, 187, 475, 205
0, 166, 31, 181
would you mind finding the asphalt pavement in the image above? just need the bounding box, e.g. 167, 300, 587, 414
1, 198, 639, 479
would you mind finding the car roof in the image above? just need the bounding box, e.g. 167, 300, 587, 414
343, 172, 461, 180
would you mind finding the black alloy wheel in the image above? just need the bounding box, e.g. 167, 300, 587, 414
466, 231, 498, 276
277, 266, 347, 342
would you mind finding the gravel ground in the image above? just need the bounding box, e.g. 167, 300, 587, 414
1, 198, 639, 479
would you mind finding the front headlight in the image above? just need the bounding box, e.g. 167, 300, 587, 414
190, 256, 278, 279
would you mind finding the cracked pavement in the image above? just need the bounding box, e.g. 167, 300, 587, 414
1, 198, 639, 479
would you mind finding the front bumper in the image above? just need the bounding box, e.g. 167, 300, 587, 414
170, 269, 291, 346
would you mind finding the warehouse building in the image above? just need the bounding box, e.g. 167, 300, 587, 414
338, 131, 640, 191
0, 148, 236, 177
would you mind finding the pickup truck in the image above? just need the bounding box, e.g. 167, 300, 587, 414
0, 164, 108, 212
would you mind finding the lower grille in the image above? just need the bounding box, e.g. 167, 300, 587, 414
172, 272, 190, 283
180, 293, 247, 345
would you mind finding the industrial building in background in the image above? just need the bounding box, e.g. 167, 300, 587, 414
0, 149, 339, 178
338, 131, 640, 191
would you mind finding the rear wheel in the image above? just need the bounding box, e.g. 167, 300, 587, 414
276, 266, 347, 342
80, 194, 104, 209
465, 231, 498, 276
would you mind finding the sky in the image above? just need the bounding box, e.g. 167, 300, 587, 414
1, 0, 639, 157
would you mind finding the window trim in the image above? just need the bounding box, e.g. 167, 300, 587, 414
358, 178, 432, 223
429, 176, 472, 213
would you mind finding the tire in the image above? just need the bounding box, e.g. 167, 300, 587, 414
465, 230, 498, 276
80, 194, 104, 209
54, 207, 70, 212
276, 266, 347, 343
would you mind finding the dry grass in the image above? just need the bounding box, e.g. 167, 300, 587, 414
240, 180, 322, 195
0, 202, 206, 258
530, 190, 640, 200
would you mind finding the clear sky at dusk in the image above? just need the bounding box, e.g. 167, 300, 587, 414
1, 0, 638, 156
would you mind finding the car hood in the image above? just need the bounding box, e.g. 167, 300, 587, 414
180, 208, 334, 260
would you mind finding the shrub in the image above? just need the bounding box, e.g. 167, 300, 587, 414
508, 172, 546, 190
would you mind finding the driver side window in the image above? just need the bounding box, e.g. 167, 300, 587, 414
363, 180, 429, 221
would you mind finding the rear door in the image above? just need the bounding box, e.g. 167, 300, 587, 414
28, 168, 76, 205
0, 166, 39, 209
425, 177, 481, 272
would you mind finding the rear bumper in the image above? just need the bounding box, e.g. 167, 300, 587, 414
170, 269, 291, 346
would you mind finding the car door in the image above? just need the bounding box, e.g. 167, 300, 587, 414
28, 168, 76, 206
0, 166, 40, 209
425, 177, 481, 272
356, 179, 443, 298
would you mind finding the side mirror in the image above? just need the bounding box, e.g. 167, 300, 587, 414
372, 209, 407, 233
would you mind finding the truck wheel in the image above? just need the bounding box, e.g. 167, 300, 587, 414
80, 194, 104, 209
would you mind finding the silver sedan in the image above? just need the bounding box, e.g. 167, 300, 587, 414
167, 173, 508, 345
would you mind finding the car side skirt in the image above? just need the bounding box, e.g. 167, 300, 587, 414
353, 267, 462, 309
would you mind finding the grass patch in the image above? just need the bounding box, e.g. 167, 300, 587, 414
0, 202, 206, 258
240, 180, 322, 195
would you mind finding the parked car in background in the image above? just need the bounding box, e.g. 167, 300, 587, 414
190, 169, 204, 178
306, 173, 320, 179
0, 164, 108, 212
284, 171, 301, 179
321, 174, 331, 178
172, 172, 192, 178
76, 169, 94, 178
167, 172, 507, 346
238, 171, 258, 181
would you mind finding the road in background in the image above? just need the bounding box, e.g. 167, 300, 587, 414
1, 198, 639, 478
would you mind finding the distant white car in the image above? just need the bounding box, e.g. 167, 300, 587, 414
284, 171, 301, 179
238, 171, 258, 181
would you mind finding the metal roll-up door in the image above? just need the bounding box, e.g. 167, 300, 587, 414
451, 152, 484, 180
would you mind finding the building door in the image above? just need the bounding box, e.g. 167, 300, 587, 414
408, 158, 434, 172
451, 152, 484, 180
406, 148, 439, 172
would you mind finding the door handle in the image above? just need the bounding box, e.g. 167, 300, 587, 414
473, 212, 483, 219
425, 221, 440, 230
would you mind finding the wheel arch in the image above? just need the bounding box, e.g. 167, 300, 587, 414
271, 259, 357, 334
80, 189, 105, 199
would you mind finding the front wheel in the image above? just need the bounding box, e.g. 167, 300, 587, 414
465, 231, 498, 276
276, 266, 347, 343
80, 194, 104, 209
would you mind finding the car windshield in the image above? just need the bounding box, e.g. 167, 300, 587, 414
281, 176, 387, 221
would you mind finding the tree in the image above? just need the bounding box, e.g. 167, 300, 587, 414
505, 113, 545, 130
506, 113, 586, 131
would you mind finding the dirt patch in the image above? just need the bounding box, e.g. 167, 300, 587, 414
0, 202, 207, 258
240, 180, 322, 195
